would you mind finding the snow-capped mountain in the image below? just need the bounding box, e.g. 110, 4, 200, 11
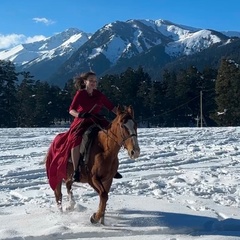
0, 19, 238, 86
0, 28, 90, 80
0, 28, 90, 65
49, 19, 232, 86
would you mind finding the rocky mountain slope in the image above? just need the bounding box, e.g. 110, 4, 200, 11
0, 19, 239, 87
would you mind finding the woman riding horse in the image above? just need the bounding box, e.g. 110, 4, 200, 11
46, 104, 140, 224
45, 71, 121, 191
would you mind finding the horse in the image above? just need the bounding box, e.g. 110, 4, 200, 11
49, 105, 140, 224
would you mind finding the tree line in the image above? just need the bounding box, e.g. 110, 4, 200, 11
0, 58, 239, 127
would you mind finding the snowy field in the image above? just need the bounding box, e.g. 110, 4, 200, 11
1, 127, 240, 240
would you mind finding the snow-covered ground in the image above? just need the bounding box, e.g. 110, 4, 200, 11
1, 127, 240, 240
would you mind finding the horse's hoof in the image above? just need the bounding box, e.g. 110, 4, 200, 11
90, 213, 98, 224
66, 200, 75, 211
57, 203, 63, 212
100, 214, 105, 225
90, 213, 105, 225
65, 204, 75, 211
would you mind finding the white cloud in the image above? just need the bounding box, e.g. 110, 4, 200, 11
25, 35, 46, 43
0, 34, 46, 49
32, 17, 55, 25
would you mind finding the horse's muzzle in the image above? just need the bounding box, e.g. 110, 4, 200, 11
128, 148, 140, 159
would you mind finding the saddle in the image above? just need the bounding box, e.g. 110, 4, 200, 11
79, 124, 100, 166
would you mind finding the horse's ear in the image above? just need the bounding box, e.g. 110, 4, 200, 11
127, 105, 134, 118
116, 105, 122, 115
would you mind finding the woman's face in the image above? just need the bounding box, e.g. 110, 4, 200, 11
85, 75, 97, 90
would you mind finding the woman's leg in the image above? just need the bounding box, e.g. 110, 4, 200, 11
71, 145, 81, 182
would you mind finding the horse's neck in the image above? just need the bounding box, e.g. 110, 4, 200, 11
98, 126, 121, 154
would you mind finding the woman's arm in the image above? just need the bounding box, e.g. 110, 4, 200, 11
69, 109, 79, 118
69, 91, 83, 118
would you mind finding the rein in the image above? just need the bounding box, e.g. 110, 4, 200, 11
90, 116, 136, 147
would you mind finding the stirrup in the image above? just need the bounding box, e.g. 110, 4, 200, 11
114, 172, 122, 179
73, 170, 81, 182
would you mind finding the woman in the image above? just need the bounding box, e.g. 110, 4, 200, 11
46, 71, 121, 191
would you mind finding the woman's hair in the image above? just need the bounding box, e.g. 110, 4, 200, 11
74, 71, 96, 90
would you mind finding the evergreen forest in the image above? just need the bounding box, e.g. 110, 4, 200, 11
1, 58, 240, 128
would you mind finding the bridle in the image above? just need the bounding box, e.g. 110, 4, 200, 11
118, 122, 137, 147
91, 113, 137, 148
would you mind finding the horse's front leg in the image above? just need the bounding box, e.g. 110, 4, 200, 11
90, 179, 112, 224
90, 191, 108, 224
66, 179, 75, 210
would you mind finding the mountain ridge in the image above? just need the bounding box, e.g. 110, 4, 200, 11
0, 19, 239, 87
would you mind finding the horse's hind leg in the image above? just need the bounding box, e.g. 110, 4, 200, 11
66, 179, 75, 210
54, 182, 63, 211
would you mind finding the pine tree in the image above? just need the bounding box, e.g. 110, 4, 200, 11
135, 66, 152, 121
214, 58, 240, 126
0, 60, 18, 127
98, 74, 120, 105
118, 66, 148, 119
16, 71, 36, 127
162, 70, 178, 126
201, 67, 217, 126
32, 81, 53, 127
174, 66, 203, 126
56, 80, 73, 123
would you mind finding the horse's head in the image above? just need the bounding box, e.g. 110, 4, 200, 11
115, 105, 140, 159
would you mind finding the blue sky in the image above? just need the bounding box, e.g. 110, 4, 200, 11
0, 0, 240, 49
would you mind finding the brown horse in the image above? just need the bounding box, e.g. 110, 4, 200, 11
51, 105, 140, 224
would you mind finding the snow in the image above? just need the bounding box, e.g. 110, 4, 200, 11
1, 127, 240, 240
133, 19, 198, 41
89, 35, 127, 64
166, 30, 221, 57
